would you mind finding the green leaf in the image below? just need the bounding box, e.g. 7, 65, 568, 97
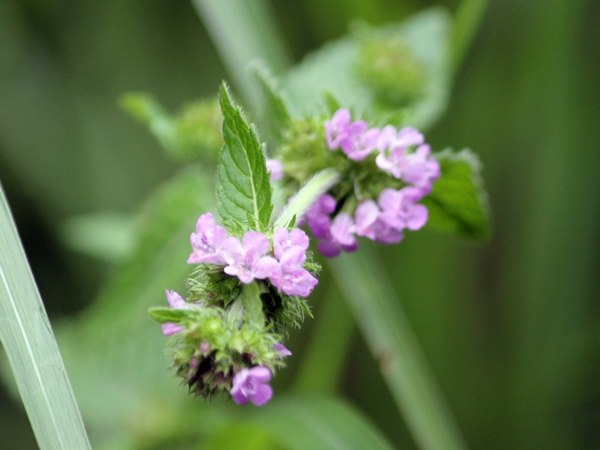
148, 307, 190, 324
329, 246, 468, 450
217, 82, 273, 231
54, 166, 216, 438
119, 92, 179, 152
0, 186, 92, 449
281, 7, 452, 131
60, 212, 135, 263
246, 395, 396, 450
241, 282, 265, 327
251, 62, 292, 143
321, 90, 342, 116
423, 148, 491, 240
120, 92, 222, 163
274, 169, 340, 229
205, 424, 283, 450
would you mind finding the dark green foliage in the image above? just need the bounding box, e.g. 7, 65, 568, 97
422, 149, 490, 240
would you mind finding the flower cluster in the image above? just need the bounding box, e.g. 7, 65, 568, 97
153, 212, 318, 406
299, 109, 440, 257
187, 213, 317, 296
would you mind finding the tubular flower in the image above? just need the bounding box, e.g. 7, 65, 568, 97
231, 366, 273, 406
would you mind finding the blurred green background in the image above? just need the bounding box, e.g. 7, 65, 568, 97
1, 0, 599, 449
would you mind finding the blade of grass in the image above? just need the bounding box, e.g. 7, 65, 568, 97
0, 185, 91, 450
451, 0, 489, 73
191, 0, 292, 112
329, 242, 468, 450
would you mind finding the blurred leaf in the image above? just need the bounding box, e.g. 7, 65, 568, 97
0, 187, 92, 449
282, 8, 452, 131
55, 166, 217, 439
120, 92, 222, 163
60, 212, 135, 263
246, 396, 396, 450
217, 83, 273, 231
423, 149, 490, 240
329, 245, 468, 450
282, 37, 372, 116
251, 62, 292, 143
205, 424, 284, 450
120, 92, 179, 152
321, 90, 342, 116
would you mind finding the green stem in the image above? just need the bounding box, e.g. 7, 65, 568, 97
294, 282, 355, 393
329, 243, 468, 450
0, 185, 91, 449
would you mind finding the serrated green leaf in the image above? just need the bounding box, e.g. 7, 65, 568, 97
251, 62, 292, 143
148, 307, 190, 324
217, 83, 273, 231
282, 7, 452, 131
422, 148, 490, 240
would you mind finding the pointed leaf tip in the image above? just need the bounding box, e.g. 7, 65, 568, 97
217, 82, 273, 232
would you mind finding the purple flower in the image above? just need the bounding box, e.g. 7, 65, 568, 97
304, 194, 336, 239
354, 200, 403, 245
340, 121, 380, 161
400, 145, 441, 195
273, 228, 309, 260
231, 366, 273, 406
187, 213, 228, 265
267, 246, 318, 297
222, 231, 273, 284
376, 126, 424, 179
325, 109, 352, 149
266, 158, 284, 182
274, 343, 292, 357
161, 290, 191, 336
317, 212, 359, 258
378, 187, 429, 231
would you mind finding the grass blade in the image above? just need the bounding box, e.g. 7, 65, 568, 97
329, 242, 468, 450
451, 0, 489, 72
0, 185, 91, 449
192, 0, 292, 111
